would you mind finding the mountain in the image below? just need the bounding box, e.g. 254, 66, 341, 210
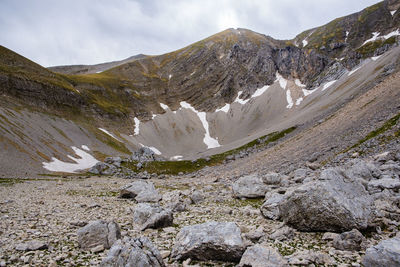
0, 0, 400, 177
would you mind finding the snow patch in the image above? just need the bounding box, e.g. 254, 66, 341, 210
371, 55, 382, 61
133, 117, 140, 135
234, 91, 250, 105
348, 66, 361, 76
362, 32, 380, 45
383, 29, 400, 39
296, 97, 303, 106
190, 71, 196, 76
99, 128, 121, 141
391, 10, 397, 16
302, 39, 308, 47
169, 74, 172, 80
302, 88, 317, 96
345, 31, 350, 42
216, 103, 230, 113
152, 114, 157, 119
170, 155, 183, 161
148, 146, 162, 155
275, 72, 287, 89
42, 146, 99, 173
160, 103, 169, 110
295, 79, 306, 87
81, 145, 90, 151
286, 90, 293, 109
180, 101, 220, 149
251, 85, 269, 98
322, 80, 337, 91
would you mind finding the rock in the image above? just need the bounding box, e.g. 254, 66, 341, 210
77, 220, 121, 250
90, 244, 105, 253
89, 162, 116, 175
244, 228, 264, 243
190, 190, 205, 204
171, 221, 246, 262
269, 226, 295, 241
238, 244, 287, 267
362, 237, 400, 267
119, 180, 162, 203
261, 172, 281, 185
133, 203, 173, 230
260, 192, 286, 220
368, 178, 400, 193
15, 240, 48, 251
374, 151, 393, 162
100, 237, 165, 267
306, 161, 321, 170
131, 147, 157, 162
293, 168, 308, 183
232, 174, 268, 198
322, 232, 339, 241
279, 168, 375, 232
345, 159, 380, 181
287, 250, 334, 265
332, 229, 366, 251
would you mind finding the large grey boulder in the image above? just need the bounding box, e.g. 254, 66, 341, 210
171, 221, 246, 262
332, 229, 366, 251
260, 192, 286, 220
119, 180, 162, 203
100, 237, 165, 267
344, 159, 381, 181
279, 168, 375, 232
238, 244, 287, 267
362, 237, 400, 267
133, 203, 173, 230
77, 220, 121, 250
232, 174, 268, 198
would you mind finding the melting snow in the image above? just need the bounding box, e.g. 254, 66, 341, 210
152, 114, 157, 119
133, 117, 140, 135
295, 79, 306, 87
391, 10, 397, 16
383, 29, 400, 39
296, 97, 303, 106
302, 39, 308, 47
190, 71, 196, 76
216, 103, 231, 113
42, 146, 99, 173
169, 74, 172, 80
99, 128, 121, 141
345, 31, 350, 42
302, 88, 318, 96
322, 80, 337, 91
160, 103, 169, 110
362, 32, 380, 45
275, 73, 287, 89
170, 155, 183, 161
234, 91, 250, 105
180, 101, 220, 149
148, 146, 162, 155
348, 66, 361, 76
371, 55, 382, 61
251, 86, 269, 98
286, 90, 293, 109
81, 145, 90, 151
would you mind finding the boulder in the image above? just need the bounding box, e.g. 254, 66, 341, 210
362, 237, 400, 267
89, 162, 117, 175
293, 168, 308, 183
100, 237, 165, 267
15, 240, 48, 251
238, 244, 287, 267
260, 192, 286, 220
368, 178, 400, 194
332, 229, 366, 251
261, 172, 281, 185
279, 168, 375, 232
77, 220, 121, 250
232, 174, 268, 198
344, 159, 380, 181
190, 190, 205, 204
133, 203, 173, 230
119, 180, 162, 203
171, 221, 246, 262
269, 226, 295, 241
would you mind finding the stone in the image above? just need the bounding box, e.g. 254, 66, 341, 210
171, 221, 246, 262
100, 237, 165, 267
344, 159, 380, 181
89, 162, 115, 175
90, 244, 105, 253
238, 244, 287, 267
332, 229, 366, 251
232, 174, 268, 199
15, 240, 48, 251
260, 192, 286, 220
190, 190, 205, 204
119, 180, 162, 203
261, 172, 281, 185
293, 168, 308, 183
288, 251, 334, 265
362, 237, 400, 267
269, 226, 295, 241
367, 178, 400, 193
322, 232, 339, 241
77, 220, 121, 250
133, 203, 173, 230
279, 168, 375, 232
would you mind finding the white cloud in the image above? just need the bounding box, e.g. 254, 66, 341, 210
0, 0, 380, 67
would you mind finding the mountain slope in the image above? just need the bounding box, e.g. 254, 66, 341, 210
0, 0, 400, 176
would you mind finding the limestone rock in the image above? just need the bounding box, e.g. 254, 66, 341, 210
362, 237, 400, 267
171, 221, 246, 262
119, 180, 162, 203
232, 174, 268, 199
238, 244, 287, 267
133, 203, 173, 231
332, 229, 366, 251
260, 192, 286, 220
77, 220, 121, 250
15, 240, 48, 251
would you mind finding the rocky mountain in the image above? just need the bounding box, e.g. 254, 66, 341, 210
0, 0, 399, 177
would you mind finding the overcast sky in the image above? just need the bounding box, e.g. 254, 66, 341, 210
0, 0, 380, 67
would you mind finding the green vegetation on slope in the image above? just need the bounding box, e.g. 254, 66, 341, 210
122, 126, 296, 175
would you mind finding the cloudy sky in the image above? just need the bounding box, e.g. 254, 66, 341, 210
1, 0, 379, 67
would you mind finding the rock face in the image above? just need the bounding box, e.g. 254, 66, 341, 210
279, 168, 375, 232
238, 244, 287, 267
171, 221, 246, 262
232, 174, 268, 198
100, 237, 165, 267
133, 203, 173, 230
362, 237, 400, 267
119, 180, 162, 202
77, 220, 121, 250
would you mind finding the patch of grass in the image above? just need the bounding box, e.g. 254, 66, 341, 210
0, 178, 23, 186
356, 37, 396, 58
121, 126, 296, 175
223, 198, 264, 208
